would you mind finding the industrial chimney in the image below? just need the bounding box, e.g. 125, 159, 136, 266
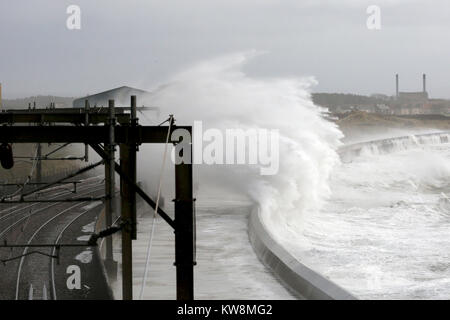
423, 73, 426, 93
395, 74, 399, 98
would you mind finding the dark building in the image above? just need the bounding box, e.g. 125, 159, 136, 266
392, 74, 430, 115
396, 73, 428, 102
73, 86, 152, 108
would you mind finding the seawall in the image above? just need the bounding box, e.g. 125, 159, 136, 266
248, 131, 450, 300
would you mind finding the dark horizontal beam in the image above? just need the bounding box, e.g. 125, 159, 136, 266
0, 197, 105, 203
0, 181, 81, 186
0, 107, 158, 124
4, 107, 127, 114
4, 106, 156, 114
14, 157, 85, 161
0, 113, 131, 124
0, 125, 191, 143
0, 243, 91, 248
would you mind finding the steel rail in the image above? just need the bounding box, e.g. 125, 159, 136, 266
50, 204, 103, 300
0, 181, 103, 231
14, 201, 91, 299
0, 185, 103, 241
0, 176, 102, 222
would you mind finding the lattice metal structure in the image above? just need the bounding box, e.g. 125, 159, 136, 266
0, 96, 195, 300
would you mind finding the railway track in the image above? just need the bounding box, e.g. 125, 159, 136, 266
0, 177, 109, 300
50, 205, 102, 300
0, 176, 103, 231
0, 181, 103, 242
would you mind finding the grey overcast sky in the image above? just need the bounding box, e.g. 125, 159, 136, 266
1, 0, 449, 99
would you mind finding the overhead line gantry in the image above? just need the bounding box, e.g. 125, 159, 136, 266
0, 97, 195, 300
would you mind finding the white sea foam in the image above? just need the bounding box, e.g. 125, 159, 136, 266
287, 143, 450, 299
135, 52, 450, 299
140, 52, 342, 237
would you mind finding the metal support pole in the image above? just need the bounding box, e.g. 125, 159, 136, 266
36, 143, 42, 183
104, 100, 116, 263
120, 143, 134, 300
36, 106, 43, 183
84, 100, 89, 162
119, 95, 138, 300
130, 95, 138, 240
174, 134, 195, 300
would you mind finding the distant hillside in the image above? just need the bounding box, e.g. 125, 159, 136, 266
312, 93, 389, 107
338, 111, 450, 131
1, 95, 75, 109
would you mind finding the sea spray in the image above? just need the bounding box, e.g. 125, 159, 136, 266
140, 52, 343, 238
292, 143, 450, 299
